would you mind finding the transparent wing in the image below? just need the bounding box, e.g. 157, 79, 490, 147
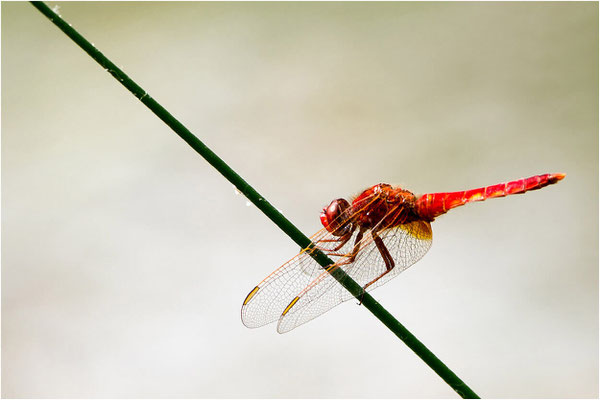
277, 220, 432, 333
241, 191, 385, 329
241, 226, 362, 328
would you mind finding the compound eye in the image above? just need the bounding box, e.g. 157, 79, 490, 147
320, 198, 352, 236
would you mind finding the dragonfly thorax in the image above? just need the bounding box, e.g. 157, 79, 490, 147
351, 184, 421, 229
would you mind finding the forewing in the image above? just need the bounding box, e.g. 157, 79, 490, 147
241, 189, 385, 329
277, 220, 433, 333
241, 227, 361, 328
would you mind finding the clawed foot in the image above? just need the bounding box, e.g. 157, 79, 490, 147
357, 286, 368, 305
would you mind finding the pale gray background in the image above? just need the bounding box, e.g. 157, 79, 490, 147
2, 2, 598, 398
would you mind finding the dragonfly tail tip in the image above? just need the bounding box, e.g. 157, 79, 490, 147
552, 173, 566, 182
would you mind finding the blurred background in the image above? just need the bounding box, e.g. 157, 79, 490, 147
2, 2, 597, 398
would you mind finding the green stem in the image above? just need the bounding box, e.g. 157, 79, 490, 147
30, 2, 479, 398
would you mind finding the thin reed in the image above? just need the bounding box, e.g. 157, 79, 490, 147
30, 2, 480, 398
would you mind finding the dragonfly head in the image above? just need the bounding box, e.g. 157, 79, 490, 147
320, 198, 353, 236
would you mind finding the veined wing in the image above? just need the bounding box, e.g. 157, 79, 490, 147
241, 226, 362, 328
241, 190, 385, 329
277, 219, 432, 333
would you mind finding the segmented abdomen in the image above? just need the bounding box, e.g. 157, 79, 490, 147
415, 173, 565, 221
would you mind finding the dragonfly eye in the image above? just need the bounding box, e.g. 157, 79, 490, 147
320, 198, 352, 236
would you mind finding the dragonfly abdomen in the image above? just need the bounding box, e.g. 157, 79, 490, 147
415, 173, 565, 221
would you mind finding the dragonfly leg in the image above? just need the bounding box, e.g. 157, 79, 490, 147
331, 231, 354, 252
363, 231, 395, 290
315, 230, 353, 252
326, 227, 365, 263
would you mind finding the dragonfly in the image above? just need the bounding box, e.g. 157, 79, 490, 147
241, 173, 565, 333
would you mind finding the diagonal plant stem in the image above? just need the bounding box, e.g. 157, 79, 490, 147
30, 2, 480, 398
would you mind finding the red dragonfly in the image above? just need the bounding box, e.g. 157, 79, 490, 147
242, 173, 565, 333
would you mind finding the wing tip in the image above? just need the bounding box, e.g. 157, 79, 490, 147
242, 286, 260, 306
281, 296, 300, 317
